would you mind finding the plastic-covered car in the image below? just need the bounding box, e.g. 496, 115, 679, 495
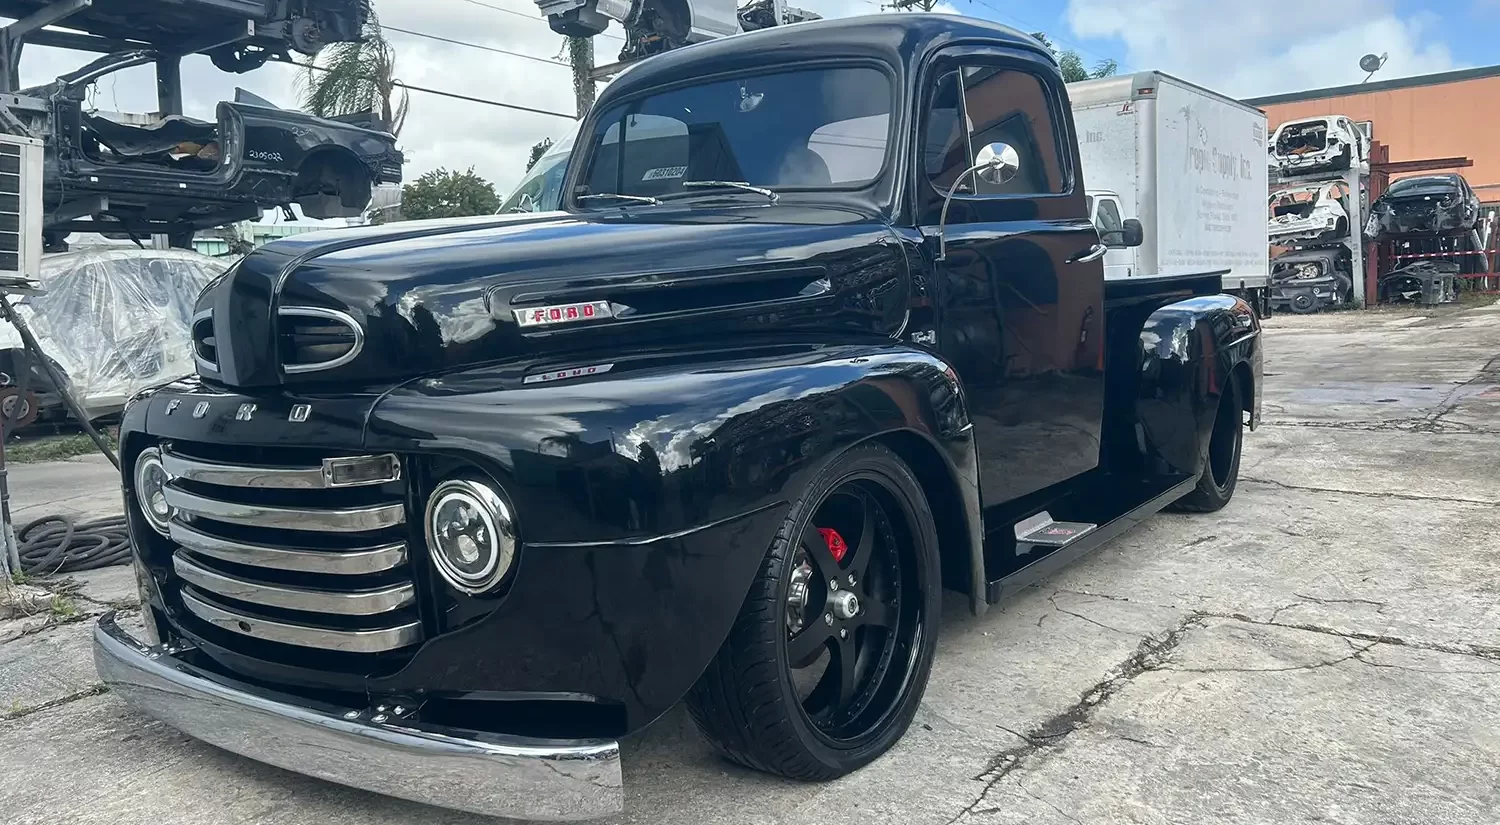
1365, 174, 1481, 240
0, 248, 227, 422
1270, 115, 1367, 175
1268, 181, 1350, 245
1270, 247, 1352, 314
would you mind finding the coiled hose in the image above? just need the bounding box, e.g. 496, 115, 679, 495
16, 515, 132, 576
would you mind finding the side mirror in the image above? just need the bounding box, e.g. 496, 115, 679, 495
935, 142, 1022, 262
974, 142, 1021, 185
1120, 218, 1144, 248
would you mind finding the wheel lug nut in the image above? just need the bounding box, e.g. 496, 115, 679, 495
847, 573, 857, 586
829, 579, 838, 591
838, 628, 848, 639
824, 613, 833, 626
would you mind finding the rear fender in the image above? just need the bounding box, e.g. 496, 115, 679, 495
1133, 295, 1261, 478
363, 342, 981, 729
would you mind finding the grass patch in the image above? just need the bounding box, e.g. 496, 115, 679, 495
3, 431, 115, 464
47, 595, 79, 620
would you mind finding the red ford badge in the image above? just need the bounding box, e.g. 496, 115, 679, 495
513, 300, 613, 328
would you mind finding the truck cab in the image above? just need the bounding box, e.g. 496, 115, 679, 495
97, 15, 1261, 822
1086, 188, 1144, 279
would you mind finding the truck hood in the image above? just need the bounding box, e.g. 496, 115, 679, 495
193, 206, 911, 388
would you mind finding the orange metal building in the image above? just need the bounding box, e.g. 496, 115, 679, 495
1244, 65, 1500, 202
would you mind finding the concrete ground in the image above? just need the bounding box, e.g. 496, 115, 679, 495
2, 301, 1498, 825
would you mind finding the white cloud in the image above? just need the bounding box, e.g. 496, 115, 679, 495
1065, 0, 1459, 98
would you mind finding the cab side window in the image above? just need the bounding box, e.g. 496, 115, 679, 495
1095, 198, 1124, 244
923, 64, 1067, 197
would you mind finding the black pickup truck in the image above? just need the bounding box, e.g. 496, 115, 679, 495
95, 15, 1261, 821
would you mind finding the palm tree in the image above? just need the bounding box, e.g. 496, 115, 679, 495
300, 10, 410, 137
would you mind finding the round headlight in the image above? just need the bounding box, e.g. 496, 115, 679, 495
425, 479, 516, 595
134, 447, 173, 536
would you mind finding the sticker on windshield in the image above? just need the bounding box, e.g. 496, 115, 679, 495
642, 166, 687, 181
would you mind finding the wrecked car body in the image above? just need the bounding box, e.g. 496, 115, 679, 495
1268, 181, 1350, 245
20, 52, 401, 247
1365, 174, 1480, 241
1269, 116, 1366, 175
1270, 247, 1352, 314
1379, 259, 1459, 305
0, 0, 369, 74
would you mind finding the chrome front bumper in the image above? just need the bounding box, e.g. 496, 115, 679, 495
93, 612, 624, 821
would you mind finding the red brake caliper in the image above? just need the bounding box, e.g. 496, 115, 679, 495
818, 527, 848, 563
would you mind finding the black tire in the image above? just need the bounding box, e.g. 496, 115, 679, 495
1288, 292, 1319, 314
0, 387, 38, 428
1171, 380, 1243, 513
686, 441, 941, 780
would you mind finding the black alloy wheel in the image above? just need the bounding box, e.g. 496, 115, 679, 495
686, 442, 940, 780
1171, 379, 1243, 513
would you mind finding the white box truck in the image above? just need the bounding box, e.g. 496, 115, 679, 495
1068, 71, 1271, 315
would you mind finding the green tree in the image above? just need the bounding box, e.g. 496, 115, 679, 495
527, 138, 555, 172
300, 9, 410, 136
1031, 32, 1118, 83
401, 168, 500, 219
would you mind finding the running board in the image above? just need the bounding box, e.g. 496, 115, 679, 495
1014, 512, 1097, 549
984, 472, 1197, 605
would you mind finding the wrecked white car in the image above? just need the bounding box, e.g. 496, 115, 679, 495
1270, 116, 1367, 175
1269, 180, 1350, 245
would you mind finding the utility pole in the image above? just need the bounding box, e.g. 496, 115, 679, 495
568, 36, 595, 118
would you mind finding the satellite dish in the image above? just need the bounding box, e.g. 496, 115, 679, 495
1359, 52, 1388, 75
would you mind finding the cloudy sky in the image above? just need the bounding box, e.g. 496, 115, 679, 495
10, 0, 1495, 211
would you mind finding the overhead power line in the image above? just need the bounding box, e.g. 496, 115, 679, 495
290, 60, 577, 120
383, 24, 570, 68
452, 0, 627, 42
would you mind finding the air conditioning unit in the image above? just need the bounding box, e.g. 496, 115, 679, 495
0, 134, 43, 285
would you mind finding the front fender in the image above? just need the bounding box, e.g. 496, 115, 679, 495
364, 341, 977, 731
1136, 295, 1261, 477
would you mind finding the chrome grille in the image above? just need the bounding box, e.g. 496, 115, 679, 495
157, 443, 419, 656
278, 306, 363, 374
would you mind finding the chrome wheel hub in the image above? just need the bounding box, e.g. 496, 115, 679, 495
829, 590, 860, 621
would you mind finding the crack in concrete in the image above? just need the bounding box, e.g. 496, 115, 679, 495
1421, 354, 1500, 429
945, 616, 1200, 825
1292, 592, 1388, 611
1219, 613, 1500, 663
1241, 476, 1497, 506
0, 683, 107, 722
947, 602, 1500, 823
1046, 592, 1137, 637
1162, 640, 1379, 674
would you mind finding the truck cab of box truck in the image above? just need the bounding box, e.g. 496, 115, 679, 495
97, 16, 1261, 822
1086, 188, 1145, 279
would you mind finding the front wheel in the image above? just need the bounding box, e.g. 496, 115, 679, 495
685, 442, 941, 780
1171, 379, 1243, 513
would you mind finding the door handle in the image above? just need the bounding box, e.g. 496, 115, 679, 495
1069, 243, 1107, 264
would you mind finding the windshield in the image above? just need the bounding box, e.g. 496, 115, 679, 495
500, 133, 576, 213
573, 65, 893, 205
1386, 175, 1459, 197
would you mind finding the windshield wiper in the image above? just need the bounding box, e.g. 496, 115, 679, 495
681, 180, 779, 202
576, 192, 661, 206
